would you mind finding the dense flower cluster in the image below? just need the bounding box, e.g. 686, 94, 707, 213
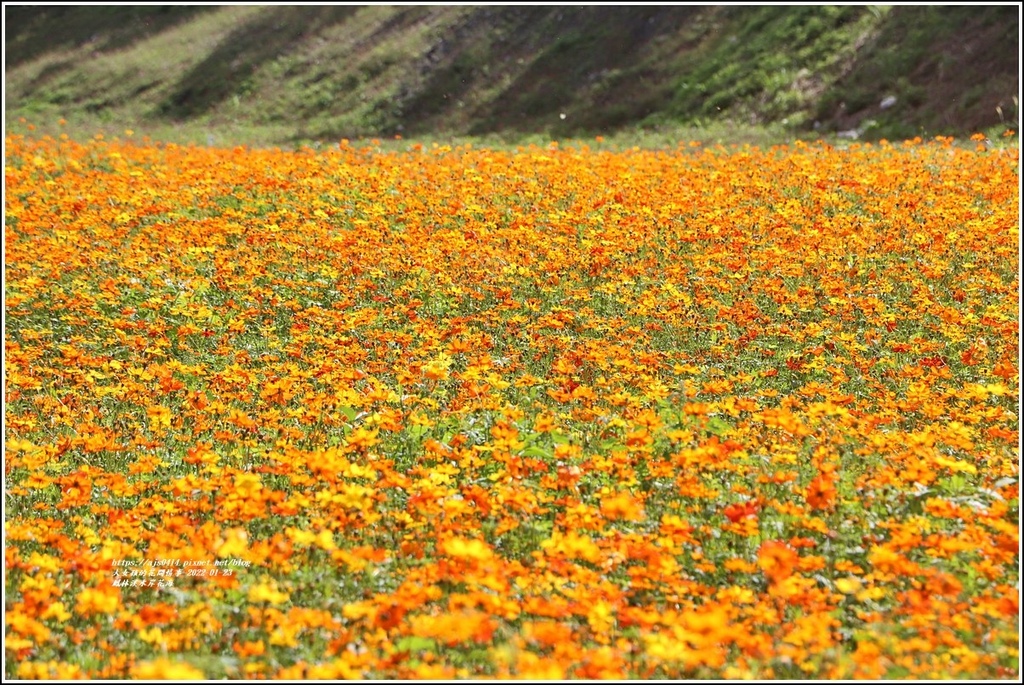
4, 132, 1019, 678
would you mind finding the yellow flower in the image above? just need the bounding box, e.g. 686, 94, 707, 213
331, 549, 369, 573
285, 527, 317, 546
27, 548, 62, 573
138, 627, 165, 645
587, 600, 615, 636
316, 529, 337, 551
346, 426, 379, 451
341, 600, 376, 621
856, 586, 888, 602
7, 613, 51, 643
440, 536, 495, 562
934, 455, 978, 475
541, 530, 601, 564
76, 586, 120, 616
131, 657, 205, 680
217, 528, 249, 558
337, 483, 374, 510
269, 623, 301, 647
40, 602, 71, 622
232, 472, 263, 498
423, 354, 453, 381
248, 579, 290, 605
306, 659, 362, 679
515, 652, 566, 679
15, 662, 45, 678
146, 404, 173, 432
834, 577, 864, 595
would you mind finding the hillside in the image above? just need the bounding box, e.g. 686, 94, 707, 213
4, 5, 1020, 146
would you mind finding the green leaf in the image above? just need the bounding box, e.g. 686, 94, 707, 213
522, 445, 553, 460
395, 636, 436, 653
706, 416, 731, 436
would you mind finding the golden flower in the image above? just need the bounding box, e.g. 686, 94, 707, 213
75, 586, 121, 617
248, 579, 290, 605
131, 658, 205, 680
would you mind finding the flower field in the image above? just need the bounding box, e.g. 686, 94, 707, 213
3, 131, 1020, 679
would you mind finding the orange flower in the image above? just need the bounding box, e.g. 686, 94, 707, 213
407, 610, 497, 646
346, 426, 379, 451
4, 127, 1018, 679
439, 536, 495, 563
75, 586, 121, 617
805, 473, 837, 511
541, 530, 602, 564
757, 541, 799, 585
233, 640, 266, 658
723, 500, 759, 523
599, 490, 645, 522
523, 619, 575, 648
138, 603, 178, 626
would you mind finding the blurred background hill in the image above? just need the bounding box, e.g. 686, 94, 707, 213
5, 5, 1019, 146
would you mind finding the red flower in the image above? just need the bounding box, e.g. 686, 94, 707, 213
723, 501, 759, 523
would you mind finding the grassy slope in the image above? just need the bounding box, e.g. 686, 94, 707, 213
4, 5, 1020, 146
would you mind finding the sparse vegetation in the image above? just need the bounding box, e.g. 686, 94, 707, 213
5, 5, 1019, 146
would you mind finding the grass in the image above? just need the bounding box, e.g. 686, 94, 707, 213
665, 5, 877, 127
5, 6, 1018, 146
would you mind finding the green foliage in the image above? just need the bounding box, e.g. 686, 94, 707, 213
4, 5, 1018, 145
